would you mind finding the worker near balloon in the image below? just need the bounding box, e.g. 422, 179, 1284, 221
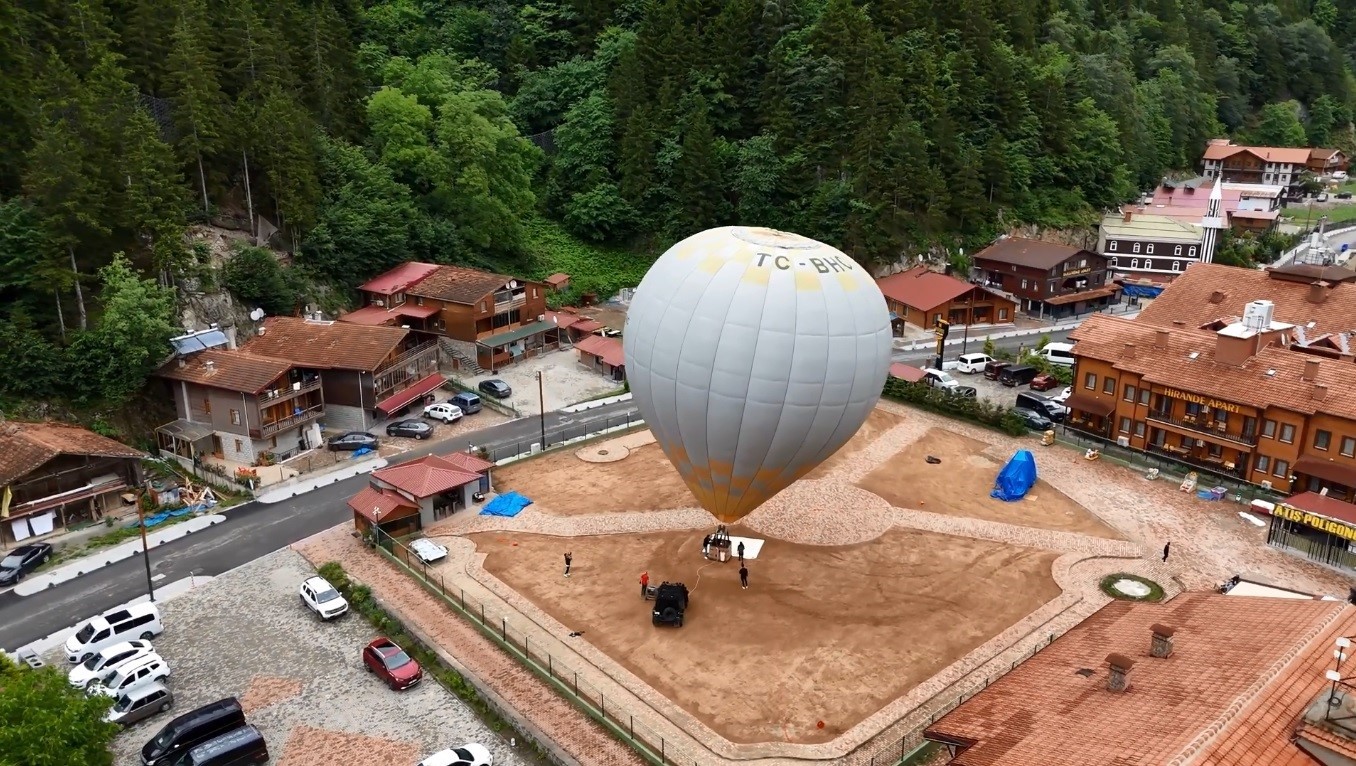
623, 226, 894, 524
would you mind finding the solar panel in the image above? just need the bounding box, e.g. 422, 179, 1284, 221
170, 329, 228, 356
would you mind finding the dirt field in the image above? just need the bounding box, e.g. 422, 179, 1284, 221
470, 527, 1060, 745
806, 407, 906, 479
496, 442, 695, 514
857, 428, 1123, 539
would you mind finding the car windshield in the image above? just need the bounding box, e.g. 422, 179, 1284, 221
113, 695, 135, 712
314, 587, 340, 603
380, 648, 412, 669
453, 748, 474, 761
81, 653, 107, 670
0, 554, 22, 569
74, 623, 95, 643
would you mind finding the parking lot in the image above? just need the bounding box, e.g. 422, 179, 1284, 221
101, 548, 527, 766
955, 368, 1067, 408
464, 349, 622, 413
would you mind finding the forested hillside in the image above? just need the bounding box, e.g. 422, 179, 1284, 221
0, 0, 1354, 410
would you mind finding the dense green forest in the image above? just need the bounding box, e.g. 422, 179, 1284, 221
1, 0, 1354, 411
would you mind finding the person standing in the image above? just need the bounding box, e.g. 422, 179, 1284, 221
1162, 542, 1171, 562
639, 570, 649, 597
564, 552, 573, 577
737, 541, 745, 563
739, 565, 749, 590
702, 534, 712, 558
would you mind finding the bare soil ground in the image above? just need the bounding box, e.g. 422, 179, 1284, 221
496, 442, 695, 514
470, 527, 1060, 745
806, 407, 906, 479
857, 428, 1123, 539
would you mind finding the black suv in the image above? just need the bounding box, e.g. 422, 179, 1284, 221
651, 582, 689, 628
0, 542, 52, 585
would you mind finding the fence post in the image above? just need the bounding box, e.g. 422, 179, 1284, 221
460, 588, 465, 609
525, 636, 529, 659
629, 715, 634, 739
480, 603, 486, 624
601, 694, 605, 720
573, 671, 578, 696
548, 654, 552, 677
501, 617, 507, 641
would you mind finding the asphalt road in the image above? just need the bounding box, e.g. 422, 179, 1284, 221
0, 399, 641, 652
891, 327, 1074, 364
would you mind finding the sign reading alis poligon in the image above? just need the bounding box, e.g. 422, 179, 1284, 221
1159, 387, 1243, 414
1273, 503, 1356, 543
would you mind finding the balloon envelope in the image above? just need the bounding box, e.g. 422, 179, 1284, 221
623, 226, 892, 523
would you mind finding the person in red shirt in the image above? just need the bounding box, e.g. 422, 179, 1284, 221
639, 571, 650, 597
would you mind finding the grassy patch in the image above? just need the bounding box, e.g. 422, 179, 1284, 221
520, 217, 654, 303
1282, 203, 1356, 228
1099, 573, 1165, 602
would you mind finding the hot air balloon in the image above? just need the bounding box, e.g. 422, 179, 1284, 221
623, 226, 893, 523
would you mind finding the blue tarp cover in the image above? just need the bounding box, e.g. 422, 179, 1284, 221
1121, 284, 1164, 299
351, 446, 375, 459
991, 449, 1038, 502
131, 507, 195, 529
481, 491, 533, 517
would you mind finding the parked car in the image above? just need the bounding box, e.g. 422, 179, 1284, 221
999, 365, 1040, 387
1338, 192, 1354, 200
478, 379, 512, 399
1014, 408, 1054, 431
88, 653, 170, 698
949, 386, 978, 398
299, 576, 349, 621
418, 744, 494, 766
1015, 392, 1068, 423
106, 682, 173, 726
423, 402, 464, 424
983, 360, 1012, 380
1034, 342, 1076, 367
363, 637, 423, 690
954, 353, 994, 374
70, 640, 155, 689
179, 724, 269, 766
327, 431, 379, 451
449, 392, 482, 414
141, 697, 247, 766
1053, 386, 1072, 404
386, 420, 433, 440
920, 369, 960, 390
0, 542, 52, 585
1029, 373, 1060, 392
66, 602, 163, 663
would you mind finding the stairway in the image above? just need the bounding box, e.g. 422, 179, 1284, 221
438, 337, 485, 375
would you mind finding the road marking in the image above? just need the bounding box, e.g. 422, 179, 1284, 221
151, 574, 166, 582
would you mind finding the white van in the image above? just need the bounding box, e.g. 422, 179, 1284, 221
1035, 342, 1076, 367
88, 652, 170, 697
955, 353, 995, 374
66, 602, 163, 663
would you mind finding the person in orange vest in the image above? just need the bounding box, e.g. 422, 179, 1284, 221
639, 570, 650, 597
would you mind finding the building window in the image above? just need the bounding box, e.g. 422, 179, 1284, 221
1172, 261, 1181, 271
1084, 372, 1096, 390
998, 308, 1008, 320
1146, 244, 1154, 254
1215, 410, 1229, 425
234, 439, 243, 453
416, 296, 424, 306
392, 292, 404, 306
203, 398, 211, 414
480, 301, 486, 311
532, 288, 538, 298
1078, 258, 1087, 267
1102, 378, 1115, 395
1243, 416, 1256, 436
1020, 279, 1028, 289
1208, 443, 1223, 458
1109, 241, 1118, 252
1315, 430, 1332, 451
1256, 455, 1270, 474
1134, 421, 1146, 437
1274, 459, 1289, 478
1133, 242, 1141, 253
1123, 384, 1136, 402
1109, 256, 1118, 267
1280, 423, 1296, 444
1262, 419, 1277, 438
1174, 245, 1182, 256
1144, 259, 1154, 271
1342, 437, 1356, 457
1119, 417, 1131, 433
1189, 246, 1197, 257
1139, 388, 1150, 405
1131, 259, 1140, 269
230, 409, 241, 426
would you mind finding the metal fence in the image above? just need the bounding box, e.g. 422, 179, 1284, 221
367, 517, 1088, 766
479, 412, 643, 463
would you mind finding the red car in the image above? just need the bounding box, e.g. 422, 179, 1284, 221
1029, 373, 1060, 391
363, 637, 422, 690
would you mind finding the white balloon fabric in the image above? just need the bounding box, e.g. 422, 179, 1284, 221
623, 226, 893, 523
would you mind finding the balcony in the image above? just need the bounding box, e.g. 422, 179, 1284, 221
493, 292, 526, 312
1147, 443, 1247, 480
1145, 410, 1257, 447
253, 404, 325, 439
257, 377, 322, 408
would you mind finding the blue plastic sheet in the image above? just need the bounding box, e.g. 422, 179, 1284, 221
481, 491, 533, 517
991, 449, 1038, 502
130, 507, 194, 529
351, 446, 375, 459
1121, 284, 1164, 299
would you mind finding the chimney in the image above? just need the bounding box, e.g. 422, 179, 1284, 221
1123, 343, 1136, 359
1303, 358, 1321, 382
1314, 383, 1329, 401
177, 357, 186, 368
1149, 624, 1176, 659
1308, 281, 1329, 304
203, 360, 216, 373
1155, 329, 1170, 349
1106, 653, 1135, 692
1209, 290, 1226, 304
1123, 210, 1133, 223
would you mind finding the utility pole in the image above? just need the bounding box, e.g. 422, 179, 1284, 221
536, 371, 547, 449
137, 490, 155, 602
933, 319, 949, 370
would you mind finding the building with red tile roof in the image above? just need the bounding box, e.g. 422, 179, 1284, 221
875, 266, 1017, 330
358, 262, 440, 295
362, 454, 493, 531
888, 363, 926, 383
972, 238, 1117, 319
925, 592, 1356, 766
347, 485, 419, 537
574, 334, 625, 380
1200, 139, 1345, 186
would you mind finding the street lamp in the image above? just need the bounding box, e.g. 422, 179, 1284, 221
137, 489, 155, 602
535, 371, 547, 450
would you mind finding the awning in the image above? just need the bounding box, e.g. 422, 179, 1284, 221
156, 419, 215, 444
1064, 392, 1116, 417
374, 373, 446, 417
1046, 286, 1119, 306
479, 320, 554, 349
1294, 456, 1356, 489
888, 363, 925, 382
394, 304, 439, 319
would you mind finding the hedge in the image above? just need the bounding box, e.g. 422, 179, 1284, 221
882, 378, 1029, 436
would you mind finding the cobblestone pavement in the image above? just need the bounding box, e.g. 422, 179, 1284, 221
103, 549, 529, 766
295, 402, 1356, 766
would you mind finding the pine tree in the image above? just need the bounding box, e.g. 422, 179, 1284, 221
116, 0, 177, 93
165, 0, 227, 215
121, 107, 190, 279
672, 95, 728, 235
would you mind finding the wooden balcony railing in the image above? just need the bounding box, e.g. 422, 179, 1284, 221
257, 377, 322, 407
1146, 411, 1257, 447
254, 404, 325, 438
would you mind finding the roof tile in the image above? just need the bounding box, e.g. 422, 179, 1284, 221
0, 422, 144, 486
371, 455, 483, 498
242, 317, 408, 372
358, 262, 440, 295
155, 348, 294, 394
574, 334, 625, 367
406, 265, 519, 305
876, 267, 978, 312
972, 237, 1095, 270
1137, 262, 1356, 338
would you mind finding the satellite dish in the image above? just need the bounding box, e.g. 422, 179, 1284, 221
249, 308, 266, 321
508, 280, 519, 289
